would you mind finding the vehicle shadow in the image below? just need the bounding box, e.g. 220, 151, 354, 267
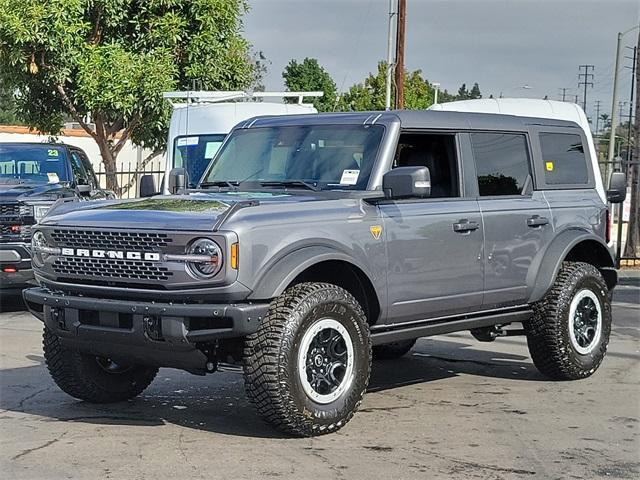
0, 293, 27, 313
0, 336, 545, 439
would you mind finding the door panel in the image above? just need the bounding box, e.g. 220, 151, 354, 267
479, 191, 553, 307
380, 199, 484, 324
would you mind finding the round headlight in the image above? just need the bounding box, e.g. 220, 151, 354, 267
31, 230, 48, 267
187, 238, 223, 278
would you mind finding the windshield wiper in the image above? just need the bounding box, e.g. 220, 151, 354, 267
259, 180, 321, 192
199, 180, 239, 189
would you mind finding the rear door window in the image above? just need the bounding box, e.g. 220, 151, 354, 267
539, 133, 588, 185
470, 133, 531, 196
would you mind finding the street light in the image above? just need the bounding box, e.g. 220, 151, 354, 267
432, 82, 440, 105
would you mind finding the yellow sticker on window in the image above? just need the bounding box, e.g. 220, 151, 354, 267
545, 161, 554, 172
47, 149, 59, 157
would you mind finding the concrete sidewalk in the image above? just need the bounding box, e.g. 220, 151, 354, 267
619, 268, 640, 286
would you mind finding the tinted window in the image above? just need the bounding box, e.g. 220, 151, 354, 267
69, 151, 87, 181
540, 133, 588, 185
470, 133, 531, 196
174, 134, 226, 187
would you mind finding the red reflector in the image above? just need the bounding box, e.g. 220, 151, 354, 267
2, 266, 17, 273
9, 225, 20, 233
606, 209, 611, 244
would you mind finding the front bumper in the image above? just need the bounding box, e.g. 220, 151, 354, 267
0, 243, 34, 291
23, 287, 269, 372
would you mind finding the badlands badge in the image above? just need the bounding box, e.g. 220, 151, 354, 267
369, 225, 382, 240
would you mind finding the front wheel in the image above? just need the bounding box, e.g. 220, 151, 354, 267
524, 262, 611, 380
43, 327, 158, 403
243, 282, 371, 436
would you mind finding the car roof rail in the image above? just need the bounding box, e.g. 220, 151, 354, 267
162, 90, 324, 107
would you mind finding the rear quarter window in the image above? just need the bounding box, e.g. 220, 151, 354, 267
539, 133, 589, 185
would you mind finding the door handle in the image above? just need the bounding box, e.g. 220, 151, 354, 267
453, 219, 480, 233
527, 215, 549, 227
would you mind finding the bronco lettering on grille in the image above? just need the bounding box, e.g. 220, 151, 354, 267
60, 248, 160, 261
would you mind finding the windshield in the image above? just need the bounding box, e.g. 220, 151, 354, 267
173, 134, 226, 187
0, 144, 69, 183
201, 125, 384, 190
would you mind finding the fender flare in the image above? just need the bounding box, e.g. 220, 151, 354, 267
527, 229, 616, 303
248, 245, 376, 301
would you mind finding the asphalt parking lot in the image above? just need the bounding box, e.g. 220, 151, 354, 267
1, 281, 638, 480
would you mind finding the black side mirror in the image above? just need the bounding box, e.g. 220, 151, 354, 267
139, 174, 157, 198
77, 182, 91, 196
382, 166, 431, 199
607, 171, 627, 204
168, 168, 188, 194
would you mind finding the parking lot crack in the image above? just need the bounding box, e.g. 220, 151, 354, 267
16, 385, 53, 411
12, 431, 67, 461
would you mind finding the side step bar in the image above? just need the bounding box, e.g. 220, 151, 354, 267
370, 307, 532, 346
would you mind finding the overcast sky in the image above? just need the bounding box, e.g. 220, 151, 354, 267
243, 0, 640, 124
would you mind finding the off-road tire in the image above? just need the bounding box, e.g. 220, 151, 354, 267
373, 339, 417, 360
243, 282, 371, 436
524, 261, 611, 380
43, 327, 158, 403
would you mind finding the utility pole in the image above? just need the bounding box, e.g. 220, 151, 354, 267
608, 32, 626, 180
625, 46, 637, 168
619, 101, 628, 124
578, 64, 594, 112
559, 87, 570, 102
594, 100, 602, 135
394, 0, 406, 109
384, 0, 396, 111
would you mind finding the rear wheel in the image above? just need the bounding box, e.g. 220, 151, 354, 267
243, 282, 371, 436
524, 262, 611, 380
43, 327, 158, 403
373, 339, 416, 359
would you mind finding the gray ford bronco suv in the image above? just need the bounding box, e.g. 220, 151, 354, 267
24, 110, 627, 436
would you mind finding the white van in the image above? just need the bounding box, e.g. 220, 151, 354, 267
429, 98, 606, 202
161, 91, 322, 193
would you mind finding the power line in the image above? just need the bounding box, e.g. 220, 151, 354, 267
578, 64, 595, 111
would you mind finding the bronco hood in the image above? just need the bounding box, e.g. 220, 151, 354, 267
40, 190, 316, 231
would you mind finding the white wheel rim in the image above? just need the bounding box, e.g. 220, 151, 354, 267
297, 318, 355, 405
568, 289, 602, 355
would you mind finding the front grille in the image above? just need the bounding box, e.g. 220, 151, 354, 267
0, 203, 20, 217
53, 257, 172, 281
50, 229, 172, 251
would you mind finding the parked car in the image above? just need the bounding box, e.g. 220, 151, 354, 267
0, 142, 112, 295
24, 104, 626, 436
157, 91, 321, 194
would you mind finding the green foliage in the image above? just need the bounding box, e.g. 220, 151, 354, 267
337, 61, 436, 111
335, 61, 480, 111
282, 58, 337, 112
0, 78, 21, 124
456, 82, 482, 100
0, 0, 255, 189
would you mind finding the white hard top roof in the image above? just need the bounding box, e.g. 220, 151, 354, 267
429, 98, 591, 133
430, 98, 605, 202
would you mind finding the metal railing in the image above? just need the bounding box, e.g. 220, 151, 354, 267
95, 161, 163, 199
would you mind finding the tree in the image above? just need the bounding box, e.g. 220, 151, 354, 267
282, 58, 337, 112
337, 61, 436, 111
0, 0, 254, 191
469, 82, 482, 99
0, 78, 21, 125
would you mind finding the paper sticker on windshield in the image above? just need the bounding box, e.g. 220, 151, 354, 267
47, 172, 59, 183
340, 169, 360, 185
545, 161, 554, 172
177, 136, 199, 147
47, 149, 59, 157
